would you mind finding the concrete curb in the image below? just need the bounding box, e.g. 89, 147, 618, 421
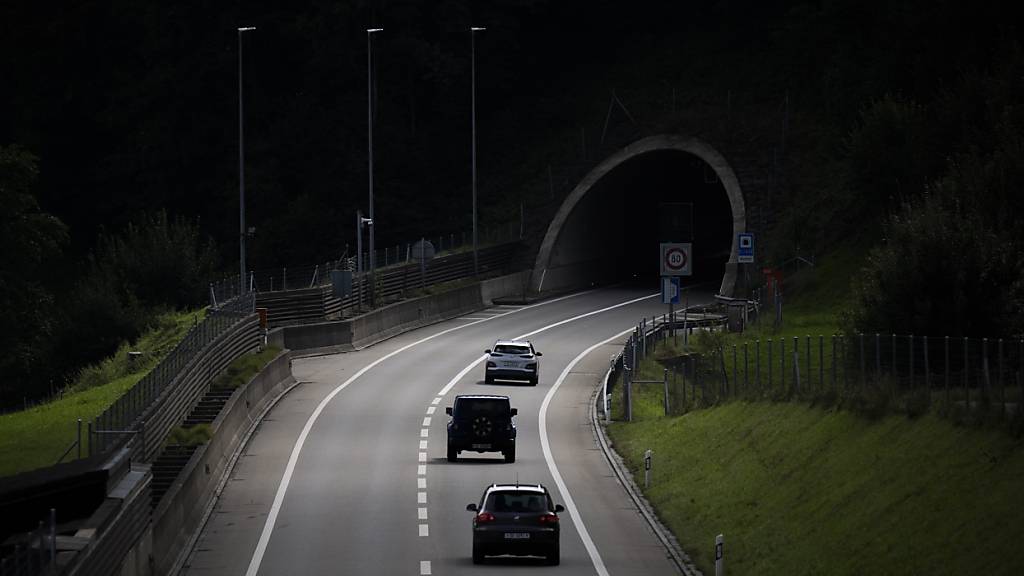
589, 365, 702, 576
172, 376, 303, 576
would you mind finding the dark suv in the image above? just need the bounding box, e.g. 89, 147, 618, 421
446, 395, 517, 463
466, 483, 564, 565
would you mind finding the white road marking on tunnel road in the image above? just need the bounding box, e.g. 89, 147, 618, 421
424, 293, 657, 575
418, 507, 428, 520
417, 465, 426, 475
418, 492, 427, 504
418, 477, 426, 489
419, 440, 428, 450
418, 452, 427, 462
420, 560, 432, 575
537, 327, 636, 576
420, 428, 429, 438
422, 416, 432, 426
242, 289, 606, 576
426, 406, 436, 415
431, 397, 442, 405
419, 523, 429, 537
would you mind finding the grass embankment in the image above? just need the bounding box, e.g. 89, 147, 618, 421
606, 243, 1024, 574
0, 308, 206, 477
608, 401, 1024, 575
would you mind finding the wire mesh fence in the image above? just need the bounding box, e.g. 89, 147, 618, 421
604, 314, 1024, 422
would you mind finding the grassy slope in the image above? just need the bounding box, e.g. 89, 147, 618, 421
607, 244, 1024, 575
0, 308, 205, 477
609, 400, 1024, 575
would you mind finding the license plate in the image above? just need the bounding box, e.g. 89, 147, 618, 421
471, 443, 491, 449
504, 533, 530, 540
502, 361, 517, 367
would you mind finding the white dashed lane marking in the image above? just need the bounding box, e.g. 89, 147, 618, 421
418, 507, 428, 520
422, 416, 432, 426
418, 477, 426, 489
420, 428, 429, 438
426, 406, 436, 415
417, 464, 426, 475
419, 440, 428, 450
417, 492, 427, 504
419, 524, 429, 537
420, 560, 432, 575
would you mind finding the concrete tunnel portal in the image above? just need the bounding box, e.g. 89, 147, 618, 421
532, 135, 746, 297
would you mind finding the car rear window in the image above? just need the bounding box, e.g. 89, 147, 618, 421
456, 398, 510, 417
493, 344, 531, 355
485, 491, 548, 513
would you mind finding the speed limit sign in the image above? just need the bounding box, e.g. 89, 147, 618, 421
660, 243, 692, 276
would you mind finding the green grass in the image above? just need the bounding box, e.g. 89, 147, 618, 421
607, 243, 1024, 574
607, 401, 1024, 575
0, 308, 205, 477
210, 346, 282, 391
165, 423, 213, 448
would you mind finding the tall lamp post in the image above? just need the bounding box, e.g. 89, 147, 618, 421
366, 27, 383, 306
238, 26, 256, 295
470, 26, 485, 276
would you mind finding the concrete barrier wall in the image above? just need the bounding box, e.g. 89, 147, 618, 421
270, 272, 537, 354
480, 270, 531, 304
151, 351, 294, 575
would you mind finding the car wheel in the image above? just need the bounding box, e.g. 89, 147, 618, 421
472, 543, 485, 564
504, 446, 516, 463
546, 544, 560, 566
529, 376, 538, 386
447, 445, 458, 462
485, 374, 494, 384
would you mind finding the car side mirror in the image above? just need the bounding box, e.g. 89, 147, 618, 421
510, 408, 518, 416
445, 407, 453, 415
554, 504, 565, 513
484, 349, 491, 354
466, 503, 478, 512
535, 351, 543, 356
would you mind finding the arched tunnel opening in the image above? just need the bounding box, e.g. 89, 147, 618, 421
537, 147, 737, 294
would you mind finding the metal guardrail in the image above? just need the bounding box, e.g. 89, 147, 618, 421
254, 241, 522, 327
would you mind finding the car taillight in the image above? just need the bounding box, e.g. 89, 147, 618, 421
539, 514, 559, 524
476, 512, 495, 524
486, 361, 496, 368
526, 363, 536, 369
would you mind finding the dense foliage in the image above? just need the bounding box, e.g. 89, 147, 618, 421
1, 0, 1021, 404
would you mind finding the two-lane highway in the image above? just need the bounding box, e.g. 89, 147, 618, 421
183, 287, 711, 575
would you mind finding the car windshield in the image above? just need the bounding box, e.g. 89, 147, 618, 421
456, 398, 509, 417
493, 344, 531, 355
485, 491, 548, 513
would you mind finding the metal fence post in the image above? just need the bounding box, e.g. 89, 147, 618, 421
831, 335, 837, 389
756, 339, 761, 391
793, 336, 800, 395
815, 335, 821, 393
909, 334, 915, 390
875, 333, 881, 379
964, 337, 970, 409
768, 339, 773, 391
744, 342, 749, 392
663, 369, 670, 416
924, 335, 930, 392
781, 337, 786, 392
998, 338, 1005, 415
806, 335, 811, 391
732, 345, 737, 397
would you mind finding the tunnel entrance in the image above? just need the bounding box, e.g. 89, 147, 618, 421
532, 135, 745, 296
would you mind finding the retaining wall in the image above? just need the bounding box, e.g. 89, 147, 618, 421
150, 351, 294, 575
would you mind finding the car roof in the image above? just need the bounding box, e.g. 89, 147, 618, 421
454, 394, 510, 401
486, 483, 547, 494
493, 339, 531, 347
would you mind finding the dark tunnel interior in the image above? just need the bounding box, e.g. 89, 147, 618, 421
547, 149, 734, 291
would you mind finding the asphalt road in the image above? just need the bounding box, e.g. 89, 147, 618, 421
183, 286, 713, 576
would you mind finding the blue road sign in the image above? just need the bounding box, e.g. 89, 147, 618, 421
738, 233, 755, 263
661, 276, 681, 304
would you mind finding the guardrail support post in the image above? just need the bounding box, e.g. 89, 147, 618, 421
76, 419, 82, 459
663, 369, 669, 415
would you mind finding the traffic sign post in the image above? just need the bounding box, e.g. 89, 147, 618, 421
738, 233, 754, 264
660, 243, 692, 276
661, 277, 681, 304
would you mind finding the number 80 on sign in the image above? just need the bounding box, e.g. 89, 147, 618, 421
660, 243, 692, 276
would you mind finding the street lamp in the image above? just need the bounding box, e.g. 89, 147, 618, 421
367, 27, 383, 306
238, 26, 256, 295
471, 26, 485, 276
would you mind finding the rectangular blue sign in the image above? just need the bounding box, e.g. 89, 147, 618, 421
738, 233, 755, 264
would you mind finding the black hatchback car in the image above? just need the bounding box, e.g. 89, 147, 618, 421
446, 395, 517, 463
466, 483, 564, 565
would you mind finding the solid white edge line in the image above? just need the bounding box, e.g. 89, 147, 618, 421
243, 290, 592, 575
539, 326, 636, 576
